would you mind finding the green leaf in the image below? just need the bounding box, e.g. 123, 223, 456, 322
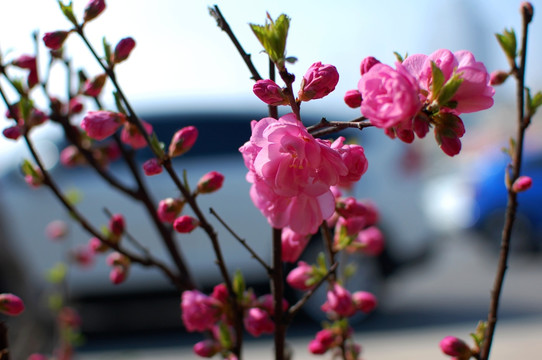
249, 13, 290, 69
149, 132, 165, 160
437, 74, 464, 107
46, 262, 68, 284
495, 28, 517, 62
470, 320, 488, 348
65, 187, 83, 206
48, 293, 64, 311
232, 269, 245, 301
57, 0, 78, 26
393, 51, 404, 63
430, 61, 445, 100
103, 37, 112, 68
526, 87, 542, 116
217, 321, 233, 349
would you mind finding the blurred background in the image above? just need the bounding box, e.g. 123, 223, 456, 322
1, 0, 542, 359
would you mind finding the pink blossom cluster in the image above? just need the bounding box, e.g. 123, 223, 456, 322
239, 114, 368, 235
181, 284, 289, 358
346, 49, 494, 156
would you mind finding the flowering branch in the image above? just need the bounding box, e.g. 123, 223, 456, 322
480, 4, 533, 359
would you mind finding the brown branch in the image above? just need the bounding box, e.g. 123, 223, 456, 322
209, 5, 263, 82
480, 6, 532, 360
0, 322, 9, 360
271, 227, 286, 360
307, 117, 372, 138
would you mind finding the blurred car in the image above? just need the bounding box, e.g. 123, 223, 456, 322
0, 108, 434, 328
423, 149, 542, 252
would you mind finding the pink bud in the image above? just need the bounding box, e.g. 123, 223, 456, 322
281, 227, 310, 263
352, 291, 377, 313
3, 125, 22, 140
356, 226, 385, 256
344, 89, 362, 108
512, 175, 532, 193
244, 307, 275, 337
83, 0, 106, 22
308, 339, 328, 355
12, 54, 37, 70
253, 79, 288, 106
193, 340, 219, 358
173, 215, 199, 233
120, 120, 152, 149
70, 245, 95, 268
298, 62, 339, 101
80, 110, 125, 140
257, 294, 288, 316
489, 70, 509, 86
335, 197, 367, 219
45, 220, 68, 241
88, 237, 108, 253
360, 56, 380, 75
68, 97, 84, 114
521, 2, 534, 23
286, 261, 314, 291
143, 158, 163, 176
157, 198, 184, 223
0, 293, 25, 316
82, 73, 107, 97
168, 126, 198, 158
197, 171, 225, 194
112, 37, 136, 64
211, 283, 229, 304
109, 213, 125, 236
27, 354, 48, 360
321, 283, 355, 317
60, 145, 84, 167
27, 69, 39, 88
42, 31, 70, 50
109, 265, 128, 284
439, 336, 472, 358
57, 307, 82, 328
106, 252, 131, 267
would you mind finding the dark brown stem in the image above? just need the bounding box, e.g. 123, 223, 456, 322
278, 69, 301, 121
209, 5, 263, 82
321, 222, 337, 282
480, 7, 531, 360
0, 322, 9, 360
307, 117, 372, 138
271, 227, 286, 360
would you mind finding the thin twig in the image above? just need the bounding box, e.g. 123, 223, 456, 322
480, 7, 531, 360
210, 207, 271, 273
271, 227, 285, 360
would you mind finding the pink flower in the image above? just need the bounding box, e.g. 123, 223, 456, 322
244, 307, 274, 337
281, 227, 311, 263
82, 73, 107, 97
197, 171, 225, 194
360, 56, 381, 75
157, 198, 184, 223
359, 62, 421, 129
0, 293, 25, 316
120, 120, 152, 149
354, 226, 385, 256
439, 336, 472, 359
83, 0, 106, 22
143, 158, 163, 176
169, 126, 198, 158
112, 37, 136, 64
253, 79, 288, 106
257, 294, 288, 316
81, 110, 125, 140
181, 290, 221, 332
42, 31, 70, 50
331, 137, 368, 187
109, 266, 128, 284
286, 261, 315, 291
298, 62, 339, 101
344, 89, 362, 108
240, 113, 347, 235
321, 283, 355, 317
512, 175, 532, 193
174, 215, 199, 233
335, 196, 367, 219
211, 283, 229, 304
352, 291, 377, 313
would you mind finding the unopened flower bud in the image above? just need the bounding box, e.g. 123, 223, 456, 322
106, 252, 131, 267
83, 0, 106, 22
298, 62, 339, 102
157, 198, 184, 223
352, 291, 377, 313
82, 73, 107, 97
197, 171, 224, 194
521, 2, 534, 24
80, 110, 126, 140
169, 126, 198, 157
143, 158, 163, 176
3, 125, 22, 140
253, 79, 288, 106
344, 89, 362, 108
43, 31, 70, 50
120, 120, 152, 149
439, 336, 472, 359
286, 261, 315, 291
490, 70, 509, 86
512, 175, 532, 193
193, 339, 219, 358
360, 56, 381, 75
0, 293, 25, 316
71, 245, 95, 268
88, 237, 108, 253
109, 213, 125, 236
244, 307, 275, 337
45, 220, 68, 241
356, 226, 385, 256
69, 97, 84, 114
112, 37, 136, 64
174, 215, 199, 233
12, 54, 37, 70
109, 265, 128, 284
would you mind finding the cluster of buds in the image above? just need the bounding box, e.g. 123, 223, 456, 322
2, 101, 49, 141
106, 252, 131, 284
252, 61, 339, 106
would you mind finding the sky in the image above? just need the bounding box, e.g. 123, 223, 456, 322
0, 0, 541, 170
